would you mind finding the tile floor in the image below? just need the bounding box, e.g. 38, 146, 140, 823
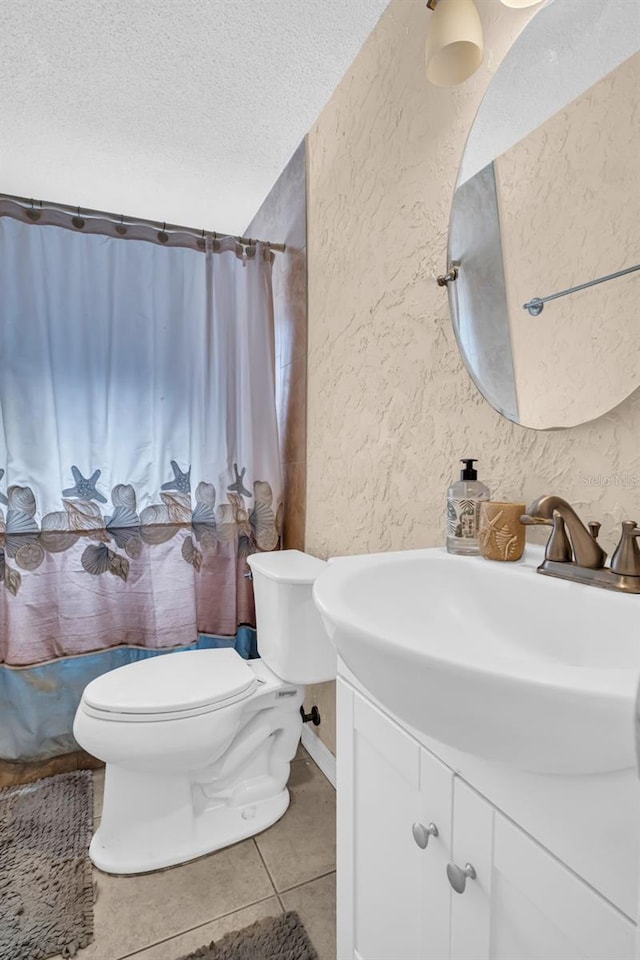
62, 745, 336, 960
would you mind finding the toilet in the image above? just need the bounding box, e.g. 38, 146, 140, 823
73, 549, 333, 875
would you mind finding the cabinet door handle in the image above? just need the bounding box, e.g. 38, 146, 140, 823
412, 821, 439, 849
446, 861, 477, 894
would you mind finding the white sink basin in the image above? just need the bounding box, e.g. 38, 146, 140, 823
313, 546, 640, 774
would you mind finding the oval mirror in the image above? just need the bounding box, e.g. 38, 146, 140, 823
447, 0, 640, 429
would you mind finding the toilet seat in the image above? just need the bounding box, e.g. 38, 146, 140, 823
80, 648, 258, 722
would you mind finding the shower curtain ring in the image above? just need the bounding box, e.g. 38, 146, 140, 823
27, 197, 42, 221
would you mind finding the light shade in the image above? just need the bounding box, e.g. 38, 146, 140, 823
426, 0, 484, 87
499, 0, 544, 7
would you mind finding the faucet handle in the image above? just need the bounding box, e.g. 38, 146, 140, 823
520, 511, 572, 562
588, 521, 601, 541
610, 521, 640, 577
546, 510, 573, 562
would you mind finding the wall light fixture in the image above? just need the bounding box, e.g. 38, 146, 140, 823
499, 0, 545, 7
426, 0, 484, 87
426, 0, 544, 87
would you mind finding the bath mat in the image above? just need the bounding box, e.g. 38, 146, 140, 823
179, 910, 319, 960
0, 769, 94, 960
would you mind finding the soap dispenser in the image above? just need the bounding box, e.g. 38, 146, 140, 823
446, 459, 490, 556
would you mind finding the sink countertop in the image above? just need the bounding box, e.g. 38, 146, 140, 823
314, 544, 640, 774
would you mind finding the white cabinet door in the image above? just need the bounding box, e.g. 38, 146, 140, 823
449, 777, 637, 960
337, 677, 358, 960
337, 680, 452, 960
449, 777, 495, 960
490, 810, 636, 960
417, 744, 453, 960
338, 680, 637, 960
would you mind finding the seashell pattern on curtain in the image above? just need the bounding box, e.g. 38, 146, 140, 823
0, 214, 283, 670
0, 469, 280, 594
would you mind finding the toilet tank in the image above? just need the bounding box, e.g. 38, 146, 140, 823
247, 550, 335, 685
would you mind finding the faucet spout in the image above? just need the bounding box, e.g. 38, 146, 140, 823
525, 495, 606, 569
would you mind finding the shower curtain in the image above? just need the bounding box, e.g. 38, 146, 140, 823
0, 212, 282, 759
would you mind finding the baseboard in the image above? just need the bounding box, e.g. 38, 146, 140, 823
301, 725, 336, 789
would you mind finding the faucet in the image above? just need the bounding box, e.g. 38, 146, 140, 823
520, 495, 640, 594
523, 495, 606, 568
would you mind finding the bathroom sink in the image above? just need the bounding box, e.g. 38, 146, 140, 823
313, 547, 640, 774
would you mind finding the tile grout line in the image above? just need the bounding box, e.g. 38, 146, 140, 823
252, 836, 288, 912
116, 891, 282, 960
280, 868, 336, 897
251, 837, 289, 912
252, 836, 285, 906
253, 827, 336, 901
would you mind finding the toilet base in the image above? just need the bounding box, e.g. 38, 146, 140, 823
90, 781, 290, 875
81, 659, 306, 875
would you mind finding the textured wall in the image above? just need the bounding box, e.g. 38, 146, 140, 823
496, 53, 640, 428
304, 0, 640, 754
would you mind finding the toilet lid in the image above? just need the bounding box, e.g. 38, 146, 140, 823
83, 648, 256, 717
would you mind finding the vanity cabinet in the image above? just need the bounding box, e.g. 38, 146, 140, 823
337, 678, 636, 960
337, 679, 452, 960
449, 780, 635, 960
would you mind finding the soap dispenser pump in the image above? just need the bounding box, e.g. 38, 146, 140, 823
446, 459, 490, 556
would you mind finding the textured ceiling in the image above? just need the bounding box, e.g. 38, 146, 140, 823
0, 0, 389, 235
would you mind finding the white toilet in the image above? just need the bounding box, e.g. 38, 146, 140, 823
73, 549, 333, 875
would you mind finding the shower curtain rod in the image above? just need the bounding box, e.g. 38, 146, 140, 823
0, 194, 286, 253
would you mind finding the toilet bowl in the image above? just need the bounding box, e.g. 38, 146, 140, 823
73, 549, 333, 874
